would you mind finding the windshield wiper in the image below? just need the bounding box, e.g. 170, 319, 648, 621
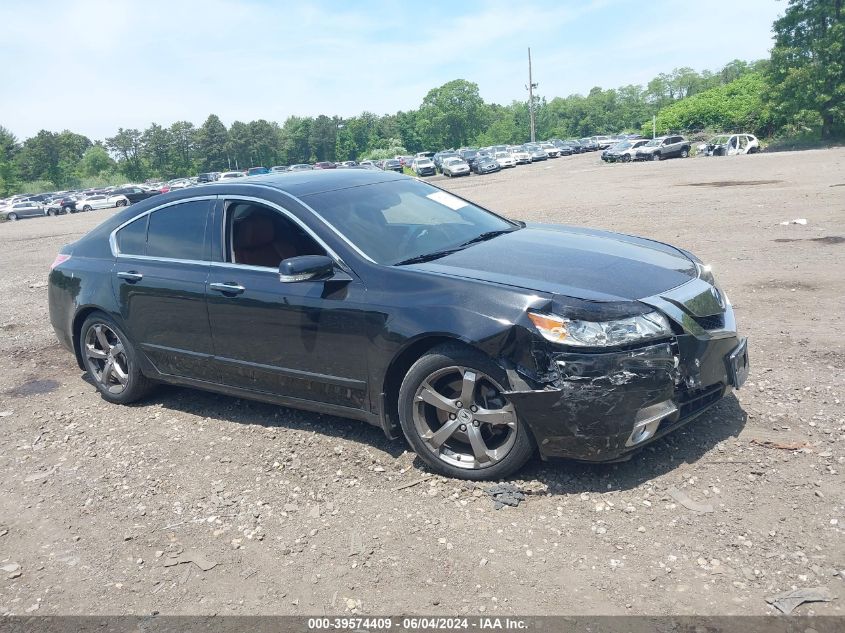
393, 248, 463, 266
458, 228, 519, 248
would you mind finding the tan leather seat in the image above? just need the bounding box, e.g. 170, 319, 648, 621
233, 214, 296, 267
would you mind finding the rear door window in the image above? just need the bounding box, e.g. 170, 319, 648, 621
146, 200, 210, 261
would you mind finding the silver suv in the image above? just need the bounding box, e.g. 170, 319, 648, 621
634, 135, 691, 161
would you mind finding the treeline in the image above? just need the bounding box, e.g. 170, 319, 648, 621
1, 0, 841, 195
0, 59, 764, 194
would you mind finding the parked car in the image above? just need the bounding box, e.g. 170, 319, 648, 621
441, 157, 471, 177
538, 142, 561, 158
602, 139, 651, 162
382, 159, 403, 173
472, 155, 502, 174
111, 186, 161, 204
218, 171, 247, 181
75, 194, 125, 211
45, 196, 76, 215
247, 167, 271, 176
337, 161, 357, 168
494, 151, 516, 168
578, 138, 599, 151
524, 144, 548, 162
289, 164, 314, 172
509, 146, 531, 165
698, 134, 760, 156
433, 151, 459, 172
271, 165, 290, 172
635, 135, 691, 161
313, 162, 336, 170
357, 161, 379, 170
411, 157, 436, 177
2, 200, 46, 221
197, 172, 219, 183
549, 140, 573, 156
47, 169, 747, 480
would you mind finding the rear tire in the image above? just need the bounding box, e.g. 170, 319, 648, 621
398, 344, 535, 480
7, 212, 18, 221
63, 206, 73, 214
47, 209, 57, 216
680, 148, 689, 158
83, 205, 92, 212
80, 312, 155, 405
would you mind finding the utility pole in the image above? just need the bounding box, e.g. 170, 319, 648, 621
653, 115, 656, 139
526, 47, 538, 143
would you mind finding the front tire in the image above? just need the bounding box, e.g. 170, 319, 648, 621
680, 148, 689, 158
83, 205, 92, 212
63, 206, 73, 214
398, 344, 535, 480
7, 212, 18, 221
80, 312, 155, 404
652, 152, 661, 161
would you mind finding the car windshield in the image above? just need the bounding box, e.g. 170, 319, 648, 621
711, 135, 730, 144
302, 179, 519, 266
416, 159, 433, 166
643, 139, 660, 147
444, 158, 462, 165
613, 141, 633, 150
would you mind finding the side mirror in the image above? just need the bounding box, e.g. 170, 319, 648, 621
278, 255, 336, 283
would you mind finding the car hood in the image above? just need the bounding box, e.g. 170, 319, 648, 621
637, 145, 659, 152
409, 224, 698, 302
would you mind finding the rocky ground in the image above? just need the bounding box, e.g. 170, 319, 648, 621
0, 148, 843, 616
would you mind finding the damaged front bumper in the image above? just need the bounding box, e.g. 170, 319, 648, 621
504, 279, 749, 462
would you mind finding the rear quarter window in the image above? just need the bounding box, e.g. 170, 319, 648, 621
116, 215, 148, 256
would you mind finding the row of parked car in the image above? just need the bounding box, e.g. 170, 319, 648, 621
0, 185, 163, 221
600, 133, 760, 162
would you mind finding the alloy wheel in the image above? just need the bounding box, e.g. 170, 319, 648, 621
412, 365, 517, 470
84, 323, 130, 394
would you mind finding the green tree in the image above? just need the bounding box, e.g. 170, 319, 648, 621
0, 126, 20, 196
768, 0, 845, 138
141, 123, 172, 177
169, 121, 197, 175
106, 128, 145, 180
15, 130, 61, 185
195, 114, 229, 171
79, 145, 117, 177
417, 79, 487, 149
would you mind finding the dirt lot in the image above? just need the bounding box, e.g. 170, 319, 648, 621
0, 149, 843, 617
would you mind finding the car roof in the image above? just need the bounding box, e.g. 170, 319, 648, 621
194, 168, 407, 198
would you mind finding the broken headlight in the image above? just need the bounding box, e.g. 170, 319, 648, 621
528, 311, 672, 347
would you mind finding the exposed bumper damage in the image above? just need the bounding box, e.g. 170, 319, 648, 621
502, 279, 749, 462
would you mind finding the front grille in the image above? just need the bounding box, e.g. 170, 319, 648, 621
677, 384, 724, 419
693, 313, 725, 330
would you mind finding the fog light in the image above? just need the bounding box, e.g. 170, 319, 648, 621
625, 401, 678, 447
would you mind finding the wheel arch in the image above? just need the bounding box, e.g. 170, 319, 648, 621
379, 334, 483, 439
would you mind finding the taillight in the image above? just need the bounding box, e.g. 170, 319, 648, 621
50, 253, 71, 270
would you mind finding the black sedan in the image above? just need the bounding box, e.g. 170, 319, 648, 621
112, 186, 161, 204
48, 170, 748, 480
472, 155, 501, 175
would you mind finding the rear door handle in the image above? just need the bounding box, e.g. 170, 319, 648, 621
117, 271, 143, 283
209, 282, 246, 295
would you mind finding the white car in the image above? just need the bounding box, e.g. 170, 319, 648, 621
698, 134, 760, 156
494, 151, 516, 168
539, 142, 561, 158
510, 147, 531, 164
76, 194, 127, 211
218, 171, 246, 181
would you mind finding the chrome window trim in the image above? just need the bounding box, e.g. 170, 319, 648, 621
219, 195, 352, 272
114, 253, 211, 267
245, 184, 377, 264
109, 195, 219, 258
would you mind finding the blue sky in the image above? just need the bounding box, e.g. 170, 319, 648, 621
0, 0, 784, 141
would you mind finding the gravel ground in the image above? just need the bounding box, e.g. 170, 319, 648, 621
0, 149, 843, 616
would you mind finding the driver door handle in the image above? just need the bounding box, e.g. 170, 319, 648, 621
209, 282, 246, 295
116, 271, 143, 283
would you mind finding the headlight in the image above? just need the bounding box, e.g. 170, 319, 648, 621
527, 311, 672, 347
695, 262, 716, 286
